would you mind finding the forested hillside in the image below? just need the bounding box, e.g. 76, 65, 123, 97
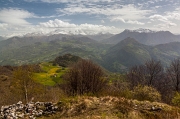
1, 34, 180, 72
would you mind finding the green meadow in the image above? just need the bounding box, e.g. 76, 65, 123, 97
33, 62, 67, 86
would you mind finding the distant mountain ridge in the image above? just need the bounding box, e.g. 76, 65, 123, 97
103, 29, 180, 45
102, 37, 180, 72
0, 35, 110, 65
1, 31, 180, 72
1, 29, 114, 39
102, 37, 151, 72
0, 36, 6, 41
125, 28, 157, 33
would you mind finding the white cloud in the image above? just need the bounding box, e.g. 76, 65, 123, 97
39, 19, 119, 34
0, 23, 8, 30
149, 10, 179, 30
149, 7, 180, 21
0, 19, 120, 36
168, 22, 177, 27
2, 0, 180, 36
166, 10, 180, 20
155, 22, 177, 29
0, 8, 34, 25
39, 19, 77, 28
101, 20, 105, 23
57, 4, 152, 21
111, 17, 126, 22
111, 17, 144, 25
149, 14, 168, 22
126, 20, 145, 25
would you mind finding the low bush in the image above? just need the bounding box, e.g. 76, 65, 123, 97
172, 92, 180, 107
133, 85, 161, 102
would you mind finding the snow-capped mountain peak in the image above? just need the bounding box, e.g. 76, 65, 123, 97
125, 28, 157, 33
24, 32, 45, 37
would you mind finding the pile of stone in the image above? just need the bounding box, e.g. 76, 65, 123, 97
0, 101, 58, 119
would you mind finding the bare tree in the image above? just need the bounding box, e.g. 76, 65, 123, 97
63, 59, 107, 96
127, 65, 147, 87
167, 58, 180, 92
127, 59, 163, 87
145, 59, 163, 86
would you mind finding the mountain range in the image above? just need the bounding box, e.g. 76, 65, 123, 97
0, 35, 110, 66
102, 37, 180, 72
103, 29, 180, 45
0, 36, 6, 41
0, 29, 180, 72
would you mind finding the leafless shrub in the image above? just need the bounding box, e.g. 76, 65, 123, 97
62, 59, 108, 96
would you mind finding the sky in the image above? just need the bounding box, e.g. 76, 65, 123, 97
0, 0, 180, 37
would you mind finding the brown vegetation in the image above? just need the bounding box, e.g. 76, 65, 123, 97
2, 57, 180, 118
127, 59, 163, 88
62, 59, 107, 96
38, 96, 180, 119
0, 65, 64, 107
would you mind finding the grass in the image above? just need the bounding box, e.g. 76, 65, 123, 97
33, 62, 67, 86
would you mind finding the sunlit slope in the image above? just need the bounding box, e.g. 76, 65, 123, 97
33, 62, 67, 86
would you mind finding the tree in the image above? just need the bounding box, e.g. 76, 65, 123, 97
127, 59, 163, 87
167, 58, 180, 92
63, 59, 107, 96
145, 60, 163, 86
12, 65, 38, 103
127, 65, 147, 87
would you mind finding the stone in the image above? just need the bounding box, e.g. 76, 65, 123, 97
0, 101, 59, 119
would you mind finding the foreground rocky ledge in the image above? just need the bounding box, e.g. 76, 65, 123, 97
1, 96, 180, 119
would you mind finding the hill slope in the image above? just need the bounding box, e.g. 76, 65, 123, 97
0, 36, 110, 65
1, 33, 180, 72
102, 37, 152, 72
102, 37, 180, 72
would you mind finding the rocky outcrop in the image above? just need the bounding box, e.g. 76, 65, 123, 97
1, 96, 180, 119
0, 101, 58, 119
51, 96, 180, 119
